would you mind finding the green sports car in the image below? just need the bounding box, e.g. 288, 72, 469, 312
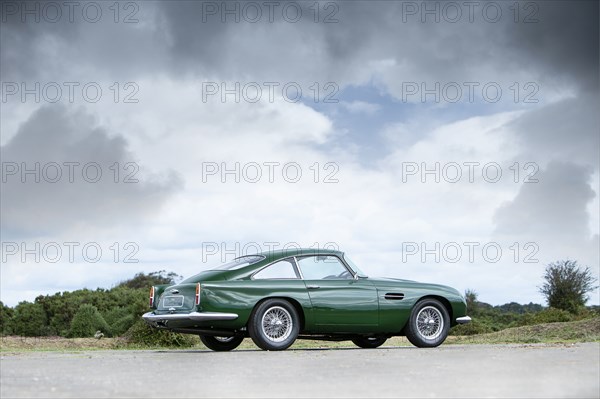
142, 248, 471, 351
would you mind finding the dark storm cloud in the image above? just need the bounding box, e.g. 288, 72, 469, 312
0, 106, 182, 237
0, 0, 168, 81
2, 1, 597, 91
154, 0, 502, 81
506, 0, 599, 92
494, 161, 596, 239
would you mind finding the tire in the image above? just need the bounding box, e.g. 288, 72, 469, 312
405, 298, 450, 348
248, 299, 300, 351
352, 336, 387, 349
199, 335, 244, 351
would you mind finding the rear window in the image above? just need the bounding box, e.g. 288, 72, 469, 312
213, 255, 265, 270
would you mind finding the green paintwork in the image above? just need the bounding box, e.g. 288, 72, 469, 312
146, 248, 468, 338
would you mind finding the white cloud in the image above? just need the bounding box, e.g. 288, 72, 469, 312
1, 1, 598, 308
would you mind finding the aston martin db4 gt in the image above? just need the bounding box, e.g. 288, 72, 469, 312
142, 248, 471, 351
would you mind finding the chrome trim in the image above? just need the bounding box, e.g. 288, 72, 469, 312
295, 254, 355, 280
456, 316, 472, 324
293, 256, 304, 279
142, 311, 239, 323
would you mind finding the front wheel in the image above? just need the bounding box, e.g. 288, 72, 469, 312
248, 299, 300, 351
352, 336, 387, 349
405, 298, 450, 348
199, 335, 244, 351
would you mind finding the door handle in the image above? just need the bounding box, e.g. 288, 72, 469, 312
306, 285, 320, 290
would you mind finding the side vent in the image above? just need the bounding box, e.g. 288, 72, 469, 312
384, 293, 405, 300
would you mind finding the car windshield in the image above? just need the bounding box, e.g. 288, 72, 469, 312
343, 254, 368, 277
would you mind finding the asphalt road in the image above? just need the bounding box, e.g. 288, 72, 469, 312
1, 343, 599, 398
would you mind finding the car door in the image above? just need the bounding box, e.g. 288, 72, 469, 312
296, 255, 379, 333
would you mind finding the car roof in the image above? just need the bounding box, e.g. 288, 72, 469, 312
247, 247, 344, 262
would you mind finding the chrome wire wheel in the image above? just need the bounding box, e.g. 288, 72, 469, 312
261, 306, 293, 343
416, 306, 444, 340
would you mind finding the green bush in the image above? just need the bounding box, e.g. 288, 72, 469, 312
11, 302, 49, 336
111, 315, 136, 336
450, 319, 494, 336
533, 308, 573, 324
121, 320, 197, 347
515, 308, 573, 327
0, 301, 14, 335
102, 307, 131, 326
69, 304, 112, 338
102, 307, 137, 335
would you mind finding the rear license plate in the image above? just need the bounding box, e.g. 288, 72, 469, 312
162, 295, 184, 307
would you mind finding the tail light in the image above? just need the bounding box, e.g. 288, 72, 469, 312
149, 286, 155, 308
195, 283, 201, 306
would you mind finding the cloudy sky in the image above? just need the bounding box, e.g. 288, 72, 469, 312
1, 0, 598, 307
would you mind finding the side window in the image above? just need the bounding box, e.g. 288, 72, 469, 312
296, 255, 353, 280
253, 259, 299, 279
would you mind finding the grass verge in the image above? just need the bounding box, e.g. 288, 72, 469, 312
2, 317, 598, 352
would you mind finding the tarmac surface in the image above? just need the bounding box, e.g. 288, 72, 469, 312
1, 343, 599, 398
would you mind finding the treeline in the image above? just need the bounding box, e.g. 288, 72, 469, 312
1, 270, 598, 338
0, 271, 179, 337
450, 298, 599, 335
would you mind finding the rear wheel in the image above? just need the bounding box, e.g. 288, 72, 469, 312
248, 299, 300, 351
199, 335, 244, 351
352, 336, 387, 349
405, 298, 450, 348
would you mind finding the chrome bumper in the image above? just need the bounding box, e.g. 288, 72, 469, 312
142, 311, 239, 323
456, 316, 472, 324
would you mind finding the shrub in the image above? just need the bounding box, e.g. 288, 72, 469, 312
111, 315, 136, 336
69, 304, 112, 338
450, 319, 494, 336
11, 302, 49, 336
102, 307, 137, 335
0, 301, 14, 335
539, 260, 598, 314
533, 308, 573, 324
121, 320, 197, 347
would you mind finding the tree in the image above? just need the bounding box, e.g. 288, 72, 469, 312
11, 302, 48, 336
69, 304, 112, 338
464, 289, 479, 315
539, 260, 598, 314
0, 301, 14, 335
116, 271, 180, 290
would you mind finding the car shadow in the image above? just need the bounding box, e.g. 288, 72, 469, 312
154, 345, 413, 354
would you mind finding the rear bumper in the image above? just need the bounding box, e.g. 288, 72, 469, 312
456, 316, 472, 324
142, 311, 239, 324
